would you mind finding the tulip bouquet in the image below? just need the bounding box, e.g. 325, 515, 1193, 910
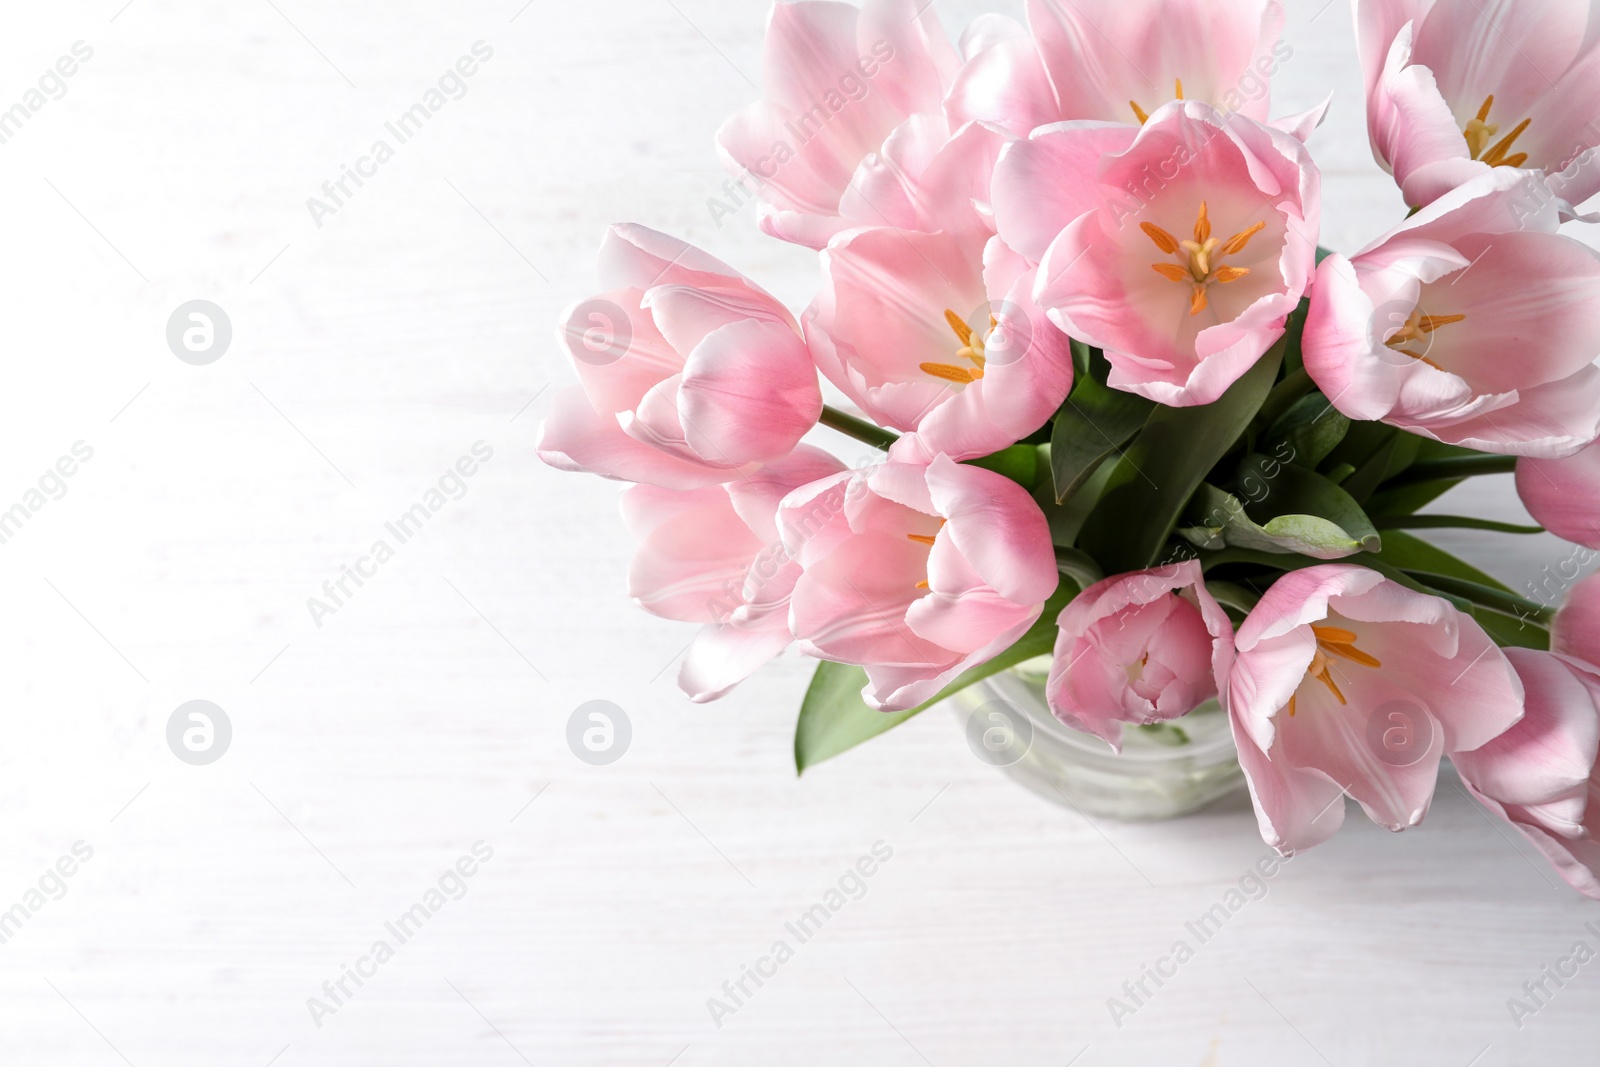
540, 0, 1600, 896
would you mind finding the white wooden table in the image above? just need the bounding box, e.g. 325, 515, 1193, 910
0, 1, 1595, 1064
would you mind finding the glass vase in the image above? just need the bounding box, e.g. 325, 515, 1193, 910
949, 657, 1246, 820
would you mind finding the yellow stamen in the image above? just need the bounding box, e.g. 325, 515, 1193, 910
1462, 95, 1531, 168
1219, 221, 1267, 257
906, 533, 938, 546
915, 579, 929, 589
920, 362, 977, 384
1130, 100, 1150, 124
1323, 643, 1383, 669
943, 308, 973, 346
1313, 658, 1347, 704
1141, 222, 1181, 254
1290, 622, 1383, 714
1385, 307, 1465, 371
1175, 77, 1184, 100
924, 309, 992, 385
1482, 117, 1531, 166
1148, 201, 1265, 316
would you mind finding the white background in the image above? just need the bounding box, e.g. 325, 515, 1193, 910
0, 1, 1596, 1064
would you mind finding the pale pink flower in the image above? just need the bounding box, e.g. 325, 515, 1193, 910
806, 227, 1073, 463
537, 225, 821, 489
995, 101, 1319, 406
1518, 439, 1600, 549
1227, 565, 1523, 854
1046, 560, 1233, 750
781, 455, 1057, 711
1355, 0, 1600, 214
624, 446, 847, 702
947, 0, 1327, 141
1454, 575, 1600, 899
716, 0, 959, 249
1304, 169, 1600, 458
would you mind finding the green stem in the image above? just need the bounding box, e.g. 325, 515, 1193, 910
1403, 570, 1556, 623
818, 404, 898, 451
1383, 455, 1517, 488
1376, 514, 1543, 534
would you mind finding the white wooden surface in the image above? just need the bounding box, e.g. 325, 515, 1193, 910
0, 1, 1596, 1064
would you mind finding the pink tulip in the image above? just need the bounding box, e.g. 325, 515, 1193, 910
537, 224, 822, 489
948, 0, 1327, 141
624, 446, 847, 702
1304, 170, 1600, 458
805, 227, 1074, 463
1518, 439, 1600, 549
1355, 0, 1600, 214
1046, 560, 1233, 750
716, 0, 959, 249
1454, 575, 1600, 899
1227, 564, 1523, 854
781, 455, 1058, 711
995, 101, 1319, 406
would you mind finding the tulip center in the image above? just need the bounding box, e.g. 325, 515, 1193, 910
1462, 95, 1531, 168
920, 309, 993, 385
1287, 624, 1382, 716
1384, 308, 1466, 370
1130, 78, 1184, 125
1143, 201, 1263, 316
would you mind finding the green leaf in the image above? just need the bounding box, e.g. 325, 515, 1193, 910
1049, 349, 1155, 503
967, 443, 1042, 490
1373, 530, 1513, 594
1261, 393, 1350, 469
1474, 608, 1551, 651
793, 583, 1077, 774
1077, 341, 1284, 573
1179, 478, 1378, 560
1341, 429, 1422, 503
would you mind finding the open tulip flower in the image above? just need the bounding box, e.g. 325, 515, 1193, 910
996, 101, 1320, 406
779, 456, 1058, 711
544, 0, 1600, 897
1305, 169, 1600, 457
1228, 565, 1523, 853
1356, 0, 1600, 215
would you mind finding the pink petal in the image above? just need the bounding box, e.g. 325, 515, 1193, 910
537, 386, 740, 488
992, 122, 1137, 264
1554, 574, 1600, 666
678, 319, 821, 465
1231, 702, 1348, 855
679, 617, 797, 703
925, 456, 1057, 604
1453, 648, 1600, 807
1519, 442, 1600, 549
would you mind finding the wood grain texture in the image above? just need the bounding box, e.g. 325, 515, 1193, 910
0, 1, 1596, 1064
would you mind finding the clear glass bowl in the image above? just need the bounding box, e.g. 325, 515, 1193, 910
948, 657, 1247, 820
